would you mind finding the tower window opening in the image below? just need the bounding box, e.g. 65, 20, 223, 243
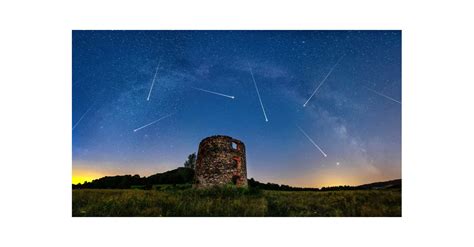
232, 175, 240, 185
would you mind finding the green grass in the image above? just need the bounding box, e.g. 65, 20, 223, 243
72, 187, 401, 217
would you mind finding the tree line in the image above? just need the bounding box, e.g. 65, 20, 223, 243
73, 153, 400, 191
72, 167, 195, 189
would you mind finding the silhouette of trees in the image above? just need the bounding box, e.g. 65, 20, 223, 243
247, 178, 319, 191
183, 153, 196, 169
73, 168, 195, 189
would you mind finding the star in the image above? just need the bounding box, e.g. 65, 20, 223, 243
72, 30, 401, 188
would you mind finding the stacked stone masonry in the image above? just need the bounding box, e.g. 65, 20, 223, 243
195, 135, 248, 187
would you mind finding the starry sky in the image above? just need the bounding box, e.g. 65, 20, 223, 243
72, 30, 401, 187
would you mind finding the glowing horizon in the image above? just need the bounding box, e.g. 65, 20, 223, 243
72, 160, 400, 188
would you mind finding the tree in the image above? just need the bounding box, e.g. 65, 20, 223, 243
183, 153, 196, 169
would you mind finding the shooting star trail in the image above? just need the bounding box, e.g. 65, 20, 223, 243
297, 125, 328, 157
303, 54, 345, 107
147, 58, 162, 101
191, 87, 235, 99
364, 86, 401, 104
133, 113, 174, 132
72, 105, 93, 131
248, 63, 269, 122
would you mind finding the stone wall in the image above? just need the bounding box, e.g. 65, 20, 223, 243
195, 135, 248, 187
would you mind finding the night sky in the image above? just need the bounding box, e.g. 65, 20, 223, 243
72, 30, 401, 187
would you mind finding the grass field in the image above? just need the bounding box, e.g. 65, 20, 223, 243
72, 187, 401, 217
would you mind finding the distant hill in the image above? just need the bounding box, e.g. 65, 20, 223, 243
73, 167, 401, 191
247, 178, 401, 191
355, 179, 401, 190
72, 167, 195, 189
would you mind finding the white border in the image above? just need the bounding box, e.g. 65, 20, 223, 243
1, 0, 474, 246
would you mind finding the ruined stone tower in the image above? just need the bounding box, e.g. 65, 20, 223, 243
195, 135, 248, 187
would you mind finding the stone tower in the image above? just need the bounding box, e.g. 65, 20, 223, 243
195, 135, 248, 187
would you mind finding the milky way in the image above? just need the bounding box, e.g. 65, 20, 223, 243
73, 31, 401, 187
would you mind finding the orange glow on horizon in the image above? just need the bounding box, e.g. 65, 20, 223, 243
268, 163, 399, 188
72, 170, 104, 184
72, 160, 399, 188
72, 160, 178, 185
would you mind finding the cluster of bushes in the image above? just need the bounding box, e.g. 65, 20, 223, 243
247, 178, 319, 191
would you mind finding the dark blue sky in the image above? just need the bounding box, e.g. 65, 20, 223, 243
72, 30, 401, 187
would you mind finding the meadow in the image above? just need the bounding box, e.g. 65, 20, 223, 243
72, 186, 401, 217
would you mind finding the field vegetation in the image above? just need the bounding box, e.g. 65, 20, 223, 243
72, 186, 401, 217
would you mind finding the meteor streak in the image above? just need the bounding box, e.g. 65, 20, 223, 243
190, 86, 235, 99
303, 54, 345, 107
133, 113, 173, 132
72, 105, 93, 131
297, 125, 328, 157
248, 63, 269, 122
147, 58, 162, 101
364, 86, 401, 104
